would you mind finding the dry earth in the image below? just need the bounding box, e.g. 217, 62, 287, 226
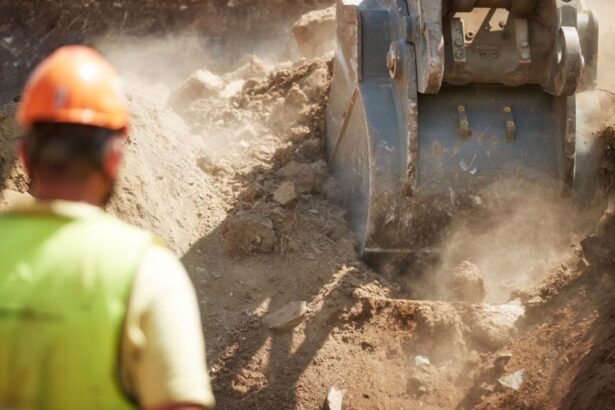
2, 1, 615, 409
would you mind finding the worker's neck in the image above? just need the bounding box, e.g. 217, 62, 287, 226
31, 182, 110, 208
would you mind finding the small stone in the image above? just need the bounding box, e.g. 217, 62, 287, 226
273, 182, 298, 206
196, 155, 228, 177
498, 369, 524, 391
466, 300, 525, 350
286, 238, 300, 253
325, 386, 344, 410
290, 126, 311, 143
292, 6, 336, 58
238, 183, 265, 204
286, 85, 309, 106
220, 79, 245, 98
494, 352, 513, 371
278, 160, 328, 194
414, 355, 431, 367
225, 55, 270, 81
272, 143, 297, 166
222, 211, 276, 256
300, 65, 330, 100
263, 301, 307, 330
527, 295, 544, 307
169, 69, 224, 111
449, 261, 486, 303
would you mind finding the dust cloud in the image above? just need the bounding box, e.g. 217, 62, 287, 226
95, 32, 298, 88
426, 179, 600, 303
586, 0, 615, 92
93, 32, 301, 172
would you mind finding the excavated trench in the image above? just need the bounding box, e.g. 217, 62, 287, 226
3, 1, 615, 409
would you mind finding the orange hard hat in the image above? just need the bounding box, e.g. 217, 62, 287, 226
17, 45, 129, 133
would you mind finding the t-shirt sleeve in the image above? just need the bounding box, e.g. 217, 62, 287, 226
120, 245, 215, 409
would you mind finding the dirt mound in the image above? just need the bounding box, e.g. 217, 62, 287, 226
108, 76, 228, 252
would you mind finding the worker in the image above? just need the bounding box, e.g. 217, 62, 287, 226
0, 45, 215, 410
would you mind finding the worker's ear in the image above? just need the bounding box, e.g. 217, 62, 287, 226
17, 138, 32, 176
102, 136, 123, 180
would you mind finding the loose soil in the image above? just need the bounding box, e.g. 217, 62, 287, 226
2, 2, 615, 409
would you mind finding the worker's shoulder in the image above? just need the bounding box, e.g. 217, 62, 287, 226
131, 245, 193, 307
92, 212, 165, 247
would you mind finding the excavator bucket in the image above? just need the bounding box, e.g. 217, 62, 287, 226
326, 0, 599, 257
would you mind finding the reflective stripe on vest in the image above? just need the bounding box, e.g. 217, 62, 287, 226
0, 204, 154, 409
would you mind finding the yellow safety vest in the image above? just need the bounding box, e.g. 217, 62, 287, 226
0, 201, 155, 409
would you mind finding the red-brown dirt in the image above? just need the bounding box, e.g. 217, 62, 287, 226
2, 2, 615, 409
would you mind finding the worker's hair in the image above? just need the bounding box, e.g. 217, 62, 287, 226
24, 122, 117, 172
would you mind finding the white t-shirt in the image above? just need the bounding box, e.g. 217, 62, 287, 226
121, 245, 215, 409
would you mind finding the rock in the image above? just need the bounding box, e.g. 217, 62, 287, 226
222, 211, 276, 256
272, 143, 297, 166
414, 355, 431, 367
263, 301, 307, 330
526, 295, 545, 307
286, 85, 309, 106
498, 369, 524, 391
278, 160, 328, 194
225, 55, 270, 81
406, 365, 438, 396
235, 125, 258, 141
466, 299, 525, 350
289, 125, 311, 143
449, 261, 486, 303
292, 6, 336, 58
220, 79, 245, 98
169, 69, 224, 111
273, 181, 298, 206
268, 206, 292, 231
413, 303, 467, 362
197, 154, 230, 177
325, 386, 344, 410
300, 64, 330, 100
494, 351, 513, 371
238, 183, 265, 204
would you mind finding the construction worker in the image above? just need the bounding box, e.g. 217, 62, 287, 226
0, 46, 215, 409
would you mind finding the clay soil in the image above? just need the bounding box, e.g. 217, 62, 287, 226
2, 1, 615, 409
